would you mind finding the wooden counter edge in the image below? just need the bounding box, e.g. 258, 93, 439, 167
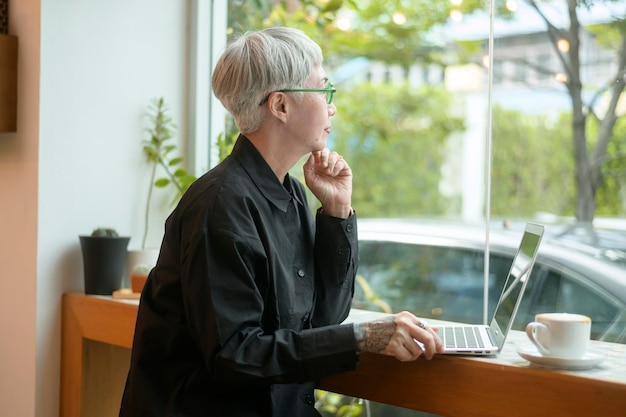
318, 350, 626, 417
60, 294, 626, 417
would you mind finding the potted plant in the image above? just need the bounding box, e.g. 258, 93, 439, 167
79, 228, 130, 295
141, 97, 196, 247
126, 97, 196, 285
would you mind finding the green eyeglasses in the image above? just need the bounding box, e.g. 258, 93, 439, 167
258, 81, 336, 106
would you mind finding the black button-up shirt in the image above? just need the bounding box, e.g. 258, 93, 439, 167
120, 136, 359, 417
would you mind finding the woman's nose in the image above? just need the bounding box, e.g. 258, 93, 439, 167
328, 103, 336, 117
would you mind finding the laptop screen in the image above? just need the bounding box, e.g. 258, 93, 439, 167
490, 223, 544, 346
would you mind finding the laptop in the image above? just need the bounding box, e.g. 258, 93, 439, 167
437, 222, 545, 356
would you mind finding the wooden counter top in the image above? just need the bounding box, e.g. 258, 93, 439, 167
60, 293, 626, 417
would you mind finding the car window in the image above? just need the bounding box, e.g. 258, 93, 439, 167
355, 241, 512, 324
519, 266, 625, 342
356, 239, 626, 343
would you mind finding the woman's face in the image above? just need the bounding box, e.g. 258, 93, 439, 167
286, 65, 336, 153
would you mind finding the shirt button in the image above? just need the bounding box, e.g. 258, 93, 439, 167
302, 312, 310, 322
304, 393, 314, 405
297, 269, 306, 277
346, 224, 353, 232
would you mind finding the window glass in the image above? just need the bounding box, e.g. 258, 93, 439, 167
519, 267, 623, 341
220, 0, 626, 345
356, 241, 512, 325
219, 1, 626, 416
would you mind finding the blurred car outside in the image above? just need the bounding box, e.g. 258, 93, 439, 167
495, 214, 626, 267
354, 218, 626, 344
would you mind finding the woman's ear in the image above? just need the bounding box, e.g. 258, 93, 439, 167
268, 93, 288, 123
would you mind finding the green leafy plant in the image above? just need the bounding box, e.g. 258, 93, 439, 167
142, 97, 196, 249
216, 130, 238, 162
316, 390, 364, 417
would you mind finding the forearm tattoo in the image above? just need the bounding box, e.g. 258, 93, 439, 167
353, 316, 396, 353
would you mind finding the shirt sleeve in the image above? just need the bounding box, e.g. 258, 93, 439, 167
312, 208, 359, 327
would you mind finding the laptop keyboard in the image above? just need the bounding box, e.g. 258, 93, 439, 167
444, 326, 485, 349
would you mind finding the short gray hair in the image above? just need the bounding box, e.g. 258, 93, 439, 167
211, 27, 323, 135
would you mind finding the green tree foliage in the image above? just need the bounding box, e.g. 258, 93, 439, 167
313, 0, 454, 68
226, 0, 486, 67
226, 0, 275, 35
522, 0, 626, 220
331, 83, 464, 217
593, 116, 626, 216
490, 105, 626, 218
224, 0, 626, 220
490, 106, 576, 217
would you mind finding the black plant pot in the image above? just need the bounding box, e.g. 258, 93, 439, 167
79, 235, 130, 295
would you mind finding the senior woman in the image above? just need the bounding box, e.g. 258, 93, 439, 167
119, 26, 443, 417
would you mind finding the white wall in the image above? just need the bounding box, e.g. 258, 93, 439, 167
0, 0, 194, 416
39, 0, 189, 251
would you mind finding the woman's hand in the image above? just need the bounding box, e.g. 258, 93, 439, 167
303, 148, 352, 218
354, 311, 445, 361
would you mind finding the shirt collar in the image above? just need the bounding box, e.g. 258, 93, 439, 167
231, 135, 302, 213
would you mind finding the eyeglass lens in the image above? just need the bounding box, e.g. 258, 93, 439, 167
326, 82, 335, 104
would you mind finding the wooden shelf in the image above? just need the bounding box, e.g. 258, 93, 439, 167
0, 34, 17, 133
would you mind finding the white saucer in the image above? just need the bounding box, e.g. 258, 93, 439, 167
517, 345, 606, 370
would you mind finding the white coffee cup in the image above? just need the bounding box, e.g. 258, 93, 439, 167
525, 313, 591, 359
